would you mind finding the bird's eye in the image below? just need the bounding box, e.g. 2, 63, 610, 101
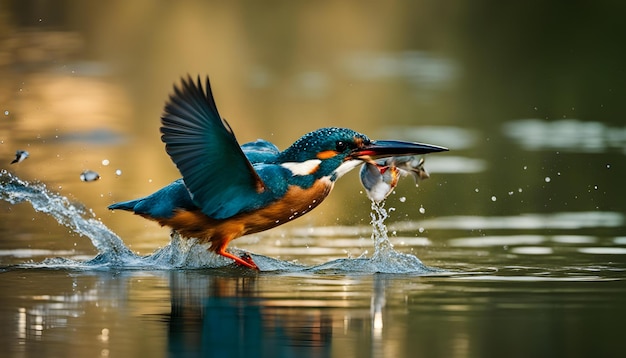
335, 141, 349, 152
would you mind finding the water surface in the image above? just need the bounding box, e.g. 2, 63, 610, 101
1, 170, 625, 358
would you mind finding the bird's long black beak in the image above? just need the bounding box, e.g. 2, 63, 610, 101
350, 140, 448, 160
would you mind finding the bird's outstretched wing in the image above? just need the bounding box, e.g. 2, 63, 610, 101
160, 76, 265, 219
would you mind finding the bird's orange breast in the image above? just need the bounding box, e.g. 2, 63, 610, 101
153, 179, 334, 251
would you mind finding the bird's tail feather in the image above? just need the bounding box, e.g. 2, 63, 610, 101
108, 199, 140, 212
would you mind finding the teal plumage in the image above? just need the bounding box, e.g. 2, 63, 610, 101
108, 76, 448, 269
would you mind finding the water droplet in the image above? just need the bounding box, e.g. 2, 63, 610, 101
518, 188, 523, 193
545, 177, 551, 183
101, 159, 110, 166
474, 188, 479, 193
508, 191, 514, 195
399, 196, 406, 203
523, 166, 528, 170
491, 195, 497, 202
594, 185, 598, 190
115, 169, 122, 176
606, 164, 611, 169
4, 110, 8, 116
80, 170, 100, 182
418, 227, 425, 233
418, 206, 426, 214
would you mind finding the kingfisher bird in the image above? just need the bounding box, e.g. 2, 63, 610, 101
108, 76, 448, 269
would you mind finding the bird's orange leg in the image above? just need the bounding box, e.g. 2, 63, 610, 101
217, 245, 259, 270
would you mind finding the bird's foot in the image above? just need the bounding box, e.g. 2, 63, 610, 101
237, 253, 259, 270
217, 248, 259, 270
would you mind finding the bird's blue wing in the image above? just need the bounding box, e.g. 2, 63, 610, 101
242, 139, 280, 164
160, 76, 266, 219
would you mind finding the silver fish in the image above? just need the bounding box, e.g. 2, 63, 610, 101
359, 156, 429, 202
80, 170, 100, 182
10, 150, 29, 164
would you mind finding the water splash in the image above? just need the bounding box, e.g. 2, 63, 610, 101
303, 201, 440, 274
0, 170, 231, 269
1, 170, 437, 274
370, 200, 394, 259
0, 170, 134, 264
367, 200, 438, 273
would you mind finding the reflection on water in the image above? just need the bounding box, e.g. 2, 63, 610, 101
2, 269, 387, 357
2, 262, 626, 358
167, 273, 336, 357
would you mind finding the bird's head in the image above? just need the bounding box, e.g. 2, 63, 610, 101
278, 127, 447, 184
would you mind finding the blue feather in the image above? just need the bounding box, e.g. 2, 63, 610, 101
241, 139, 280, 163
108, 179, 196, 219
160, 76, 269, 219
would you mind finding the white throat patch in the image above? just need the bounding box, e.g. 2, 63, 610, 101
332, 159, 362, 179
281, 159, 322, 176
